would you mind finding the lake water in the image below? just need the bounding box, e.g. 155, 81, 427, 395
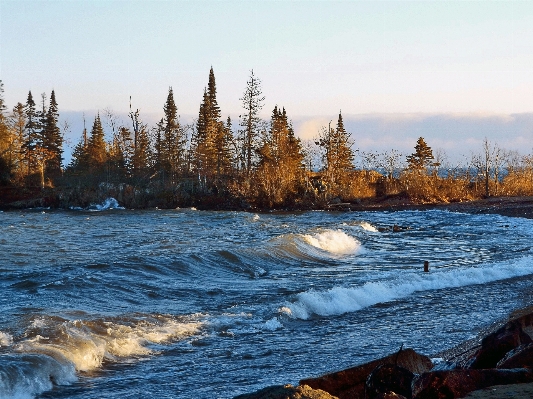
1, 201, 533, 398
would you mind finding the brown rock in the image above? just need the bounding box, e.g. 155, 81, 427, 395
412, 368, 533, 399
233, 384, 338, 399
300, 348, 432, 399
468, 313, 533, 369
365, 364, 414, 399
376, 393, 408, 399
497, 343, 533, 369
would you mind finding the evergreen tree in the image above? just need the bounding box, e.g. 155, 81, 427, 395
318, 111, 354, 192
22, 91, 39, 176
9, 103, 26, 180
86, 113, 107, 168
0, 81, 13, 183
256, 106, 304, 206
161, 87, 185, 184
42, 90, 63, 175
239, 70, 265, 177
406, 137, 434, 171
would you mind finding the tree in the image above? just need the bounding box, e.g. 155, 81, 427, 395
255, 106, 305, 206
9, 102, 26, 180
317, 111, 354, 193
128, 102, 151, 177
161, 87, 185, 184
0, 81, 14, 183
22, 91, 39, 177
406, 137, 435, 171
239, 70, 265, 177
42, 90, 63, 176
86, 113, 107, 169
193, 68, 234, 185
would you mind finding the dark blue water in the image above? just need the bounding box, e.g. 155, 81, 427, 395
1, 202, 533, 398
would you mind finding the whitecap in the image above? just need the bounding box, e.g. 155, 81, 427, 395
302, 229, 362, 256
281, 255, 533, 319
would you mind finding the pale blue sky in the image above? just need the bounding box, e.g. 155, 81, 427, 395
1, 0, 533, 160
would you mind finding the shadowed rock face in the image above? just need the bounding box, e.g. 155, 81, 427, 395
300, 348, 432, 399
365, 364, 414, 399
468, 312, 533, 369
232, 384, 339, 399
497, 343, 533, 369
412, 369, 533, 399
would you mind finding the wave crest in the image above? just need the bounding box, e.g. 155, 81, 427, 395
281, 256, 533, 319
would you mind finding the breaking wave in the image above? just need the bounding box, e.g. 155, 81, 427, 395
301, 230, 362, 256
0, 314, 203, 398
280, 255, 533, 319
88, 197, 124, 211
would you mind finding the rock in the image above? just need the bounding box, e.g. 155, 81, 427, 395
376, 393, 408, 399
412, 368, 533, 399
233, 384, 338, 399
468, 313, 533, 369
365, 364, 414, 399
497, 343, 533, 369
300, 348, 432, 399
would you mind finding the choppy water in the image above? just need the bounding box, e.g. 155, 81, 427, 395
1, 201, 533, 398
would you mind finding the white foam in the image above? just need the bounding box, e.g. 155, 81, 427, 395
302, 230, 362, 256
262, 317, 283, 331
16, 316, 203, 372
88, 197, 124, 211
281, 256, 533, 319
0, 331, 13, 347
0, 353, 76, 399
359, 222, 378, 232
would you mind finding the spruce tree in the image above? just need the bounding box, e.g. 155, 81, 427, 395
43, 90, 63, 175
317, 111, 354, 194
406, 137, 434, 171
86, 113, 107, 168
161, 87, 185, 184
0, 81, 13, 183
256, 106, 304, 206
22, 91, 39, 176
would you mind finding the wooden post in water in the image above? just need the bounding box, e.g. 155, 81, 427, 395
424, 261, 429, 272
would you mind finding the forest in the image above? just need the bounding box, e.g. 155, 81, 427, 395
1, 68, 533, 210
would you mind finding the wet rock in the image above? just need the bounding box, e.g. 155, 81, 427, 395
468, 313, 533, 369
497, 343, 533, 369
412, 368, 533, 399
233, 384, 338, 399
365, 364, 414, 399
300, 348, 432, 399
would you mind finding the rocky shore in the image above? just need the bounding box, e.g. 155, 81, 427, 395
233, 198, 533, 399
234, 308, 533, 399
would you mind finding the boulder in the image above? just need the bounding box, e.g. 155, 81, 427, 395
497, 343, 533, 369
468, 313, 533, 369
365, 364, 414, 399
412, 368, 533, 399
300, 348, 432, 399
233, 384, 338, 399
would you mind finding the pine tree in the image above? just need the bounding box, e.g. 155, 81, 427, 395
21, 91, 40, 177
161, 87, 185, 184
239, 70, 265, 177
256, 106, 304, 206
86, 113, 107, 168
318, 111, 354, 193
406, 137, 434, 171
0, 81, 13, 183
42, 90, 63, 175
9, 103, 26, 180
193, 68, 233, 184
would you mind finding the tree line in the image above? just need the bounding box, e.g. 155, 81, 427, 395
1, 69, 533, 209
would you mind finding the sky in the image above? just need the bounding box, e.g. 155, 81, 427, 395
1, 0, 533, 163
